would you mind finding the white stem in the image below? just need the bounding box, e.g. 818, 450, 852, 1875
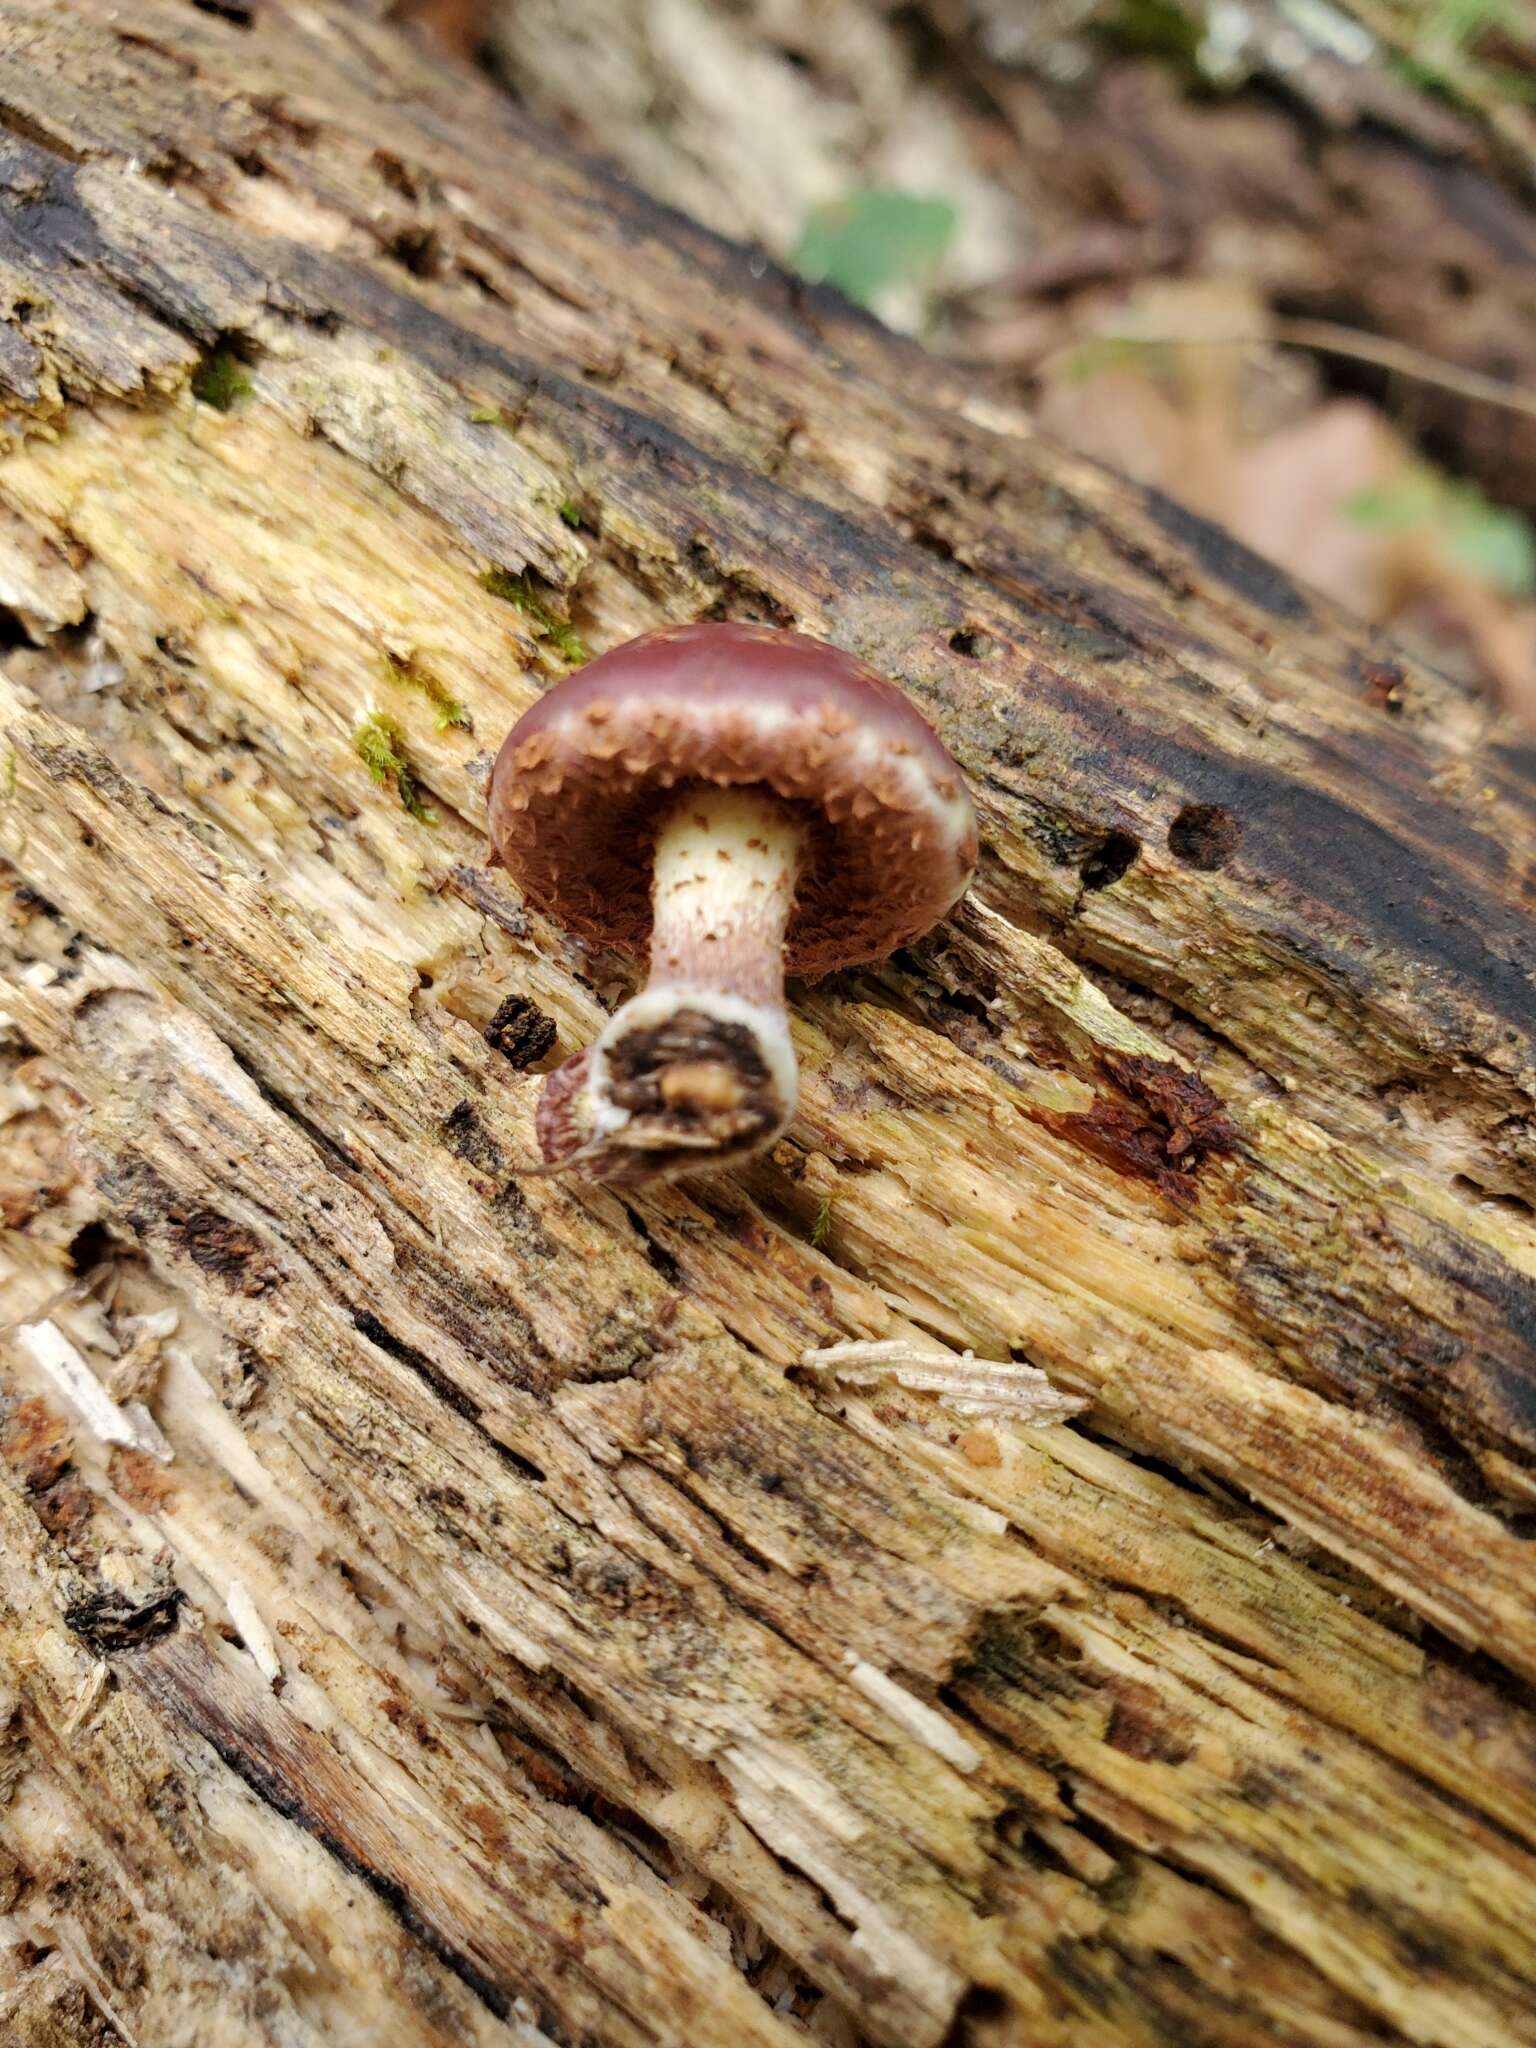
534, 788, 807, 1183
647, 787, 805, 1005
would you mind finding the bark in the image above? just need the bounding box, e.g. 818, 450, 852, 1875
0, 5, 1534, 2046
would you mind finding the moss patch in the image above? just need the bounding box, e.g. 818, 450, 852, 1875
479, 567, 586, 664
353, 712, 437, 824
191, 348, 253, 411
378, 650, 471, 733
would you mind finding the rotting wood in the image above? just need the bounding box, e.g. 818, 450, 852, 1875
0, 4, 1533, 2045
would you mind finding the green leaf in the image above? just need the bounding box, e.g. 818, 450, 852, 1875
1343, 469, 1536, 599
1446, 495, 1536, 595
794, 188, 957, 308
1341, 479, 1440, 533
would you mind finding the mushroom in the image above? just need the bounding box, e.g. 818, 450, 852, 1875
488, 620, 977, 1183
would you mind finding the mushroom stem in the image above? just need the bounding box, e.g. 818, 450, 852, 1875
535, 788, 805, 1182
647, 787, 805, 1004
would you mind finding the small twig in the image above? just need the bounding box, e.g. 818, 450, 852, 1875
1040, 319, 1536, 424
1275, 318, 1536, 424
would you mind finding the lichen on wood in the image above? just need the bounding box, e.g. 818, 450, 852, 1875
0, 4, 1534, 2047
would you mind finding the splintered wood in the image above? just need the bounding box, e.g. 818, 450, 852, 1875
0, 4, 1534, 2046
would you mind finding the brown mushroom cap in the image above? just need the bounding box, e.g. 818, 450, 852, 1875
489, 622, 978, 977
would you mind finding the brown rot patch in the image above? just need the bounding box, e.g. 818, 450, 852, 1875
168, 1208, 281, 1296
2, 1394, 73, 1495
1, 1392, 101, 1541
1107, 1052, 1241, 1166
111, 1447, 178, 1513
484, 993, 558, 1069
1168, 803, 1242, 871
1104, 1686, 1196, 1764
65, 1582, 184, 1655
1040, 1052, 1239, 1208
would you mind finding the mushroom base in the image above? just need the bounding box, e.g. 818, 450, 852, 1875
533, 989, 797, 1185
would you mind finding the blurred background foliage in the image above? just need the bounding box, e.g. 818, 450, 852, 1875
401, 0, 1536, 727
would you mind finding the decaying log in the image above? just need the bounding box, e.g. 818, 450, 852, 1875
0, 4, 1534, 2045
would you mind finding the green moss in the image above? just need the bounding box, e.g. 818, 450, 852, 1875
1392, 1, 1536, 108
191, 348, 253, 411
378, 650, 472, 732
353, 712, 437, 824
478, 567, 586, 663
468, 404, 504, 425
810, 1189, 836, 1249
558, 498, 584, 528
544, 615, 586, 664
1103, 0, 1204, 67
